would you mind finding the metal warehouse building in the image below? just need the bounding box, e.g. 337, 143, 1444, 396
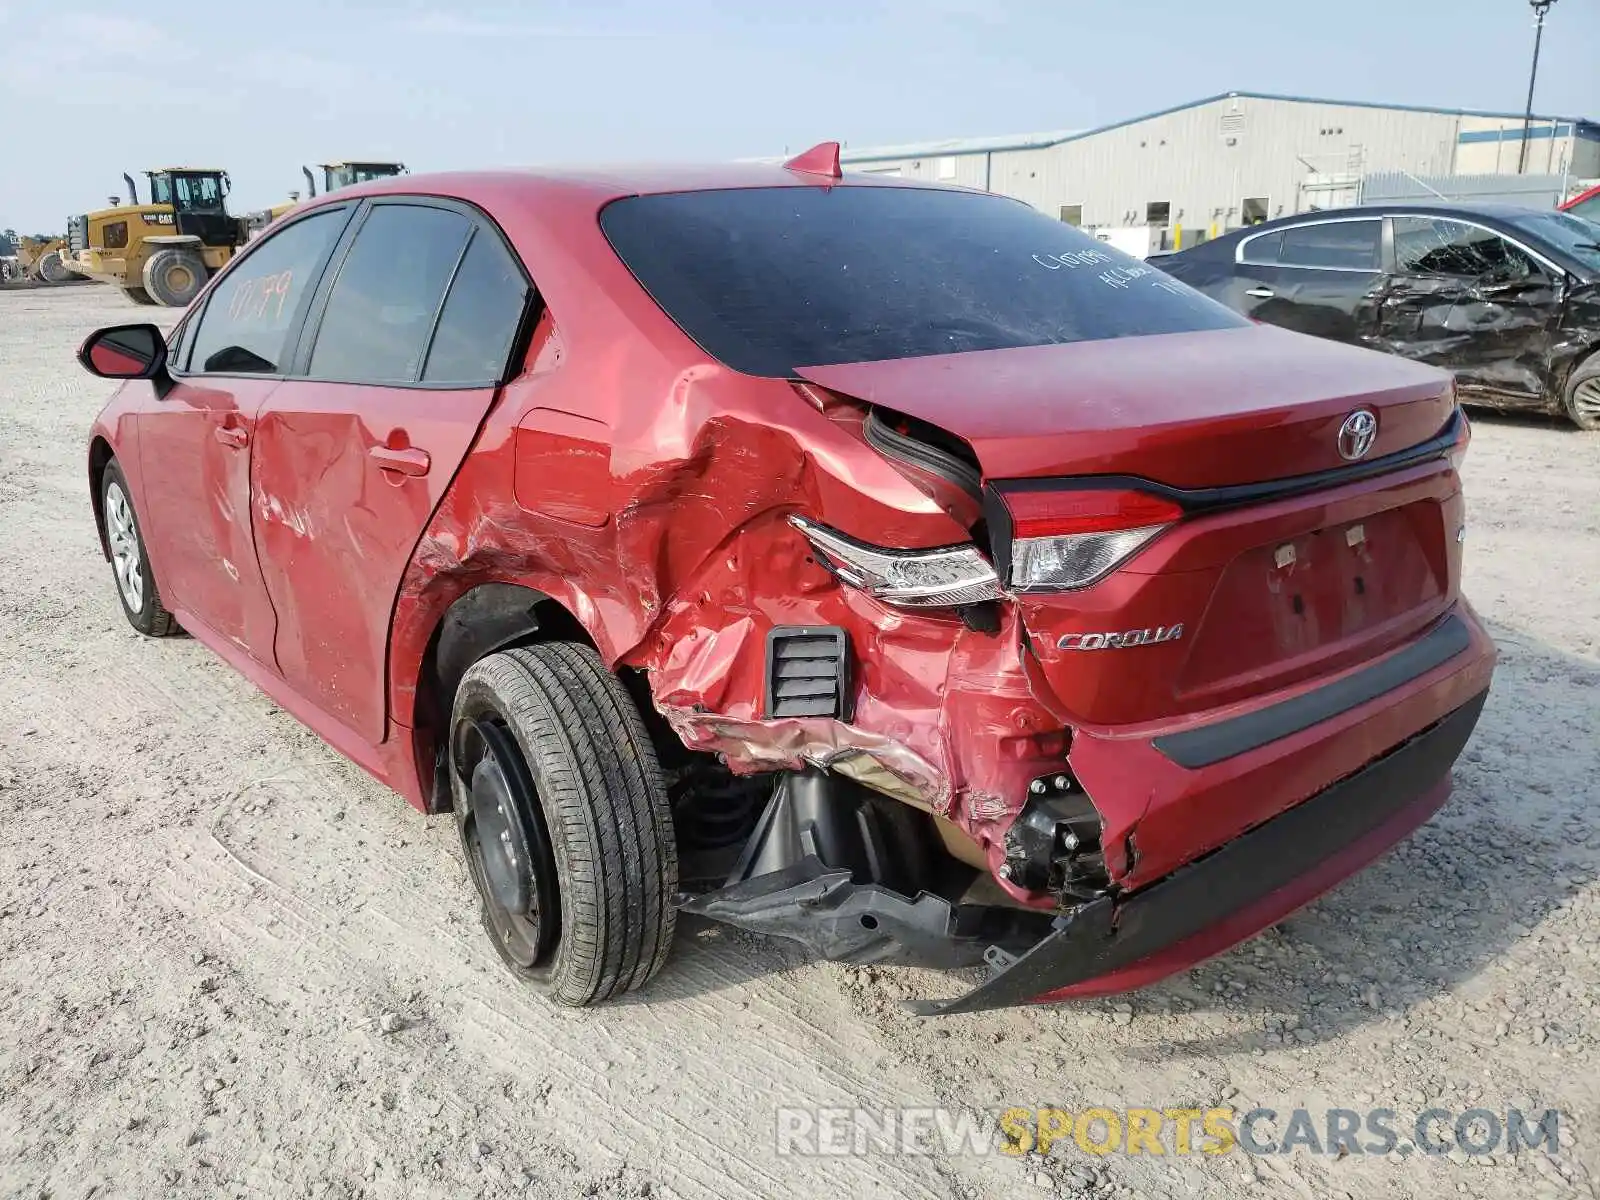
835, 91, 1600, 255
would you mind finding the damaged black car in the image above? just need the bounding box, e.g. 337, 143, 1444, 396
1159, 203, 1600, 430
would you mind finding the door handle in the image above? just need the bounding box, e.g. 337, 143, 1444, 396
370, 445, 431, 477
214, 425, 249, 449
1245, 287, 1276, 299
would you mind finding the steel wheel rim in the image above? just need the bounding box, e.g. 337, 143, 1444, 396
166, 263, 196, 294
454, 715, 560, 967
105, 482, 145, 613
1575, 378, 1600, 422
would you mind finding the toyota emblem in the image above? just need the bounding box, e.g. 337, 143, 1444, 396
1337, 409, 1378, 461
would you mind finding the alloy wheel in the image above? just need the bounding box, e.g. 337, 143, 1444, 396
1574, 377, 1600, 425
105, 481, 145, 614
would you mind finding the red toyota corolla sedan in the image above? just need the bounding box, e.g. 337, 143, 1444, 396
78, 145, 1496, 1014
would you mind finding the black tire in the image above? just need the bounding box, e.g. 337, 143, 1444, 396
1564, 357, 1600, 432
100, 460, 178, 637
120, 285, 159, 306
450, 642, 677, 1006
142, 248, 207, 307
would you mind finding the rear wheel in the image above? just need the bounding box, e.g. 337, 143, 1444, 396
101, 460, 177, 637
142, 249, 207, 307
451, 643, 677, 1006
1565, 358, 1600, 432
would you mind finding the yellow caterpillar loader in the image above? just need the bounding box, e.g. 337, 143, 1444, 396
16, 236, 81, 283
245, 161, 408, 239
61, 168, 246, 306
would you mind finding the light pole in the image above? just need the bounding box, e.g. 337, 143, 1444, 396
1519, 0, 1559, 174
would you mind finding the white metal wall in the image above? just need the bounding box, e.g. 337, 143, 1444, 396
845, 96, 1482, 241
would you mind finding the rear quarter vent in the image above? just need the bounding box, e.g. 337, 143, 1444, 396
765, 626, 852, 719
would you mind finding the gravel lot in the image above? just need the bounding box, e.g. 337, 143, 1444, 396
1, 285, 1597, 1200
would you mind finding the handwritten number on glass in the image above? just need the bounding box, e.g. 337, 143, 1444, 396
226, 270, 295, 323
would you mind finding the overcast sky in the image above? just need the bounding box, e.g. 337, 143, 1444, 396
2, 0, 1596, 232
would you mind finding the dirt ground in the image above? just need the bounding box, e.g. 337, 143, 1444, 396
1, 285, 1596, 1200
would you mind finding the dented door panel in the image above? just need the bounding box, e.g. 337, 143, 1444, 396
251, 382, 498, 744
1376, 273, 1562, 407
137, 377, 281, 663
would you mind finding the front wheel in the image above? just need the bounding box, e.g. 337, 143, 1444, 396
1565, 358, 1600, 432
451, 642, 678, 1006
101, 460, 178, 637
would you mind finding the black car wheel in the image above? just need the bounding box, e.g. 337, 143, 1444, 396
450, 642, 677, 1006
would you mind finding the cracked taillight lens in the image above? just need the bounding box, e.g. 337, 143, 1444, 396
789, 516, 1002, 607
1002, 488, 1182, 591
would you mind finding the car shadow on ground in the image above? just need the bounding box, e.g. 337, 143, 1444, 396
644, 623, 1597, 1039
1116, 622, 1597, 1059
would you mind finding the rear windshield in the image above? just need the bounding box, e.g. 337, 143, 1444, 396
600, 185, 1247, 377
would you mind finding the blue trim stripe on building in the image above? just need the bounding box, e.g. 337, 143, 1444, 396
1458, 124, 1600, 145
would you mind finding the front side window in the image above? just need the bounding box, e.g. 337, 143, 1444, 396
600, 186, 1245, 378
1393, 216, 1541, 282
1278, 220, 1381, 270
148, 175, 172, 206
307, 204, 471, 383
186, 208, 347, 375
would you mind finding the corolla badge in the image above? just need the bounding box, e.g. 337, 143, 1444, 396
1337, 409, 1378, 461
1057, 624, 1184, 651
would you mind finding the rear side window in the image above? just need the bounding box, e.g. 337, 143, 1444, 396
1277, 220, 1381, 270
1239, 230, 1283, 265
187, 208, 345, 375
422, 231, 530, 384
309, 204, 471, 383
600, 186, 1245, 378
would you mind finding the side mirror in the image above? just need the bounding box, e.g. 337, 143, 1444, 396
78, 323, 168, 380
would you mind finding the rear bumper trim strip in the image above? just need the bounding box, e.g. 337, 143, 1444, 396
1152, 614, 1470, 769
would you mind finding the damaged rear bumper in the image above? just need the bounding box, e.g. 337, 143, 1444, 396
908, 688, 1488, 1015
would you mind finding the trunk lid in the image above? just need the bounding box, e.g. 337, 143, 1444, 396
795, 324, 1457, 488
800, 325, 1464, 730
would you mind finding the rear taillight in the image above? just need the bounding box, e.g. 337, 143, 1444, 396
998, 488, 1183, 591
789, 516, 1002, 608
1448, 400, 1471, 472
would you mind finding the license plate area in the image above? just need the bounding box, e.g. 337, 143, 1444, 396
1176, 501, 1447, 704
